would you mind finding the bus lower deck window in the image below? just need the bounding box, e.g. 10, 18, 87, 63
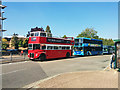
33, 44, 40, 50
42, 46, 46, 50
47, 46, 53, 50
54, 46, 58, 50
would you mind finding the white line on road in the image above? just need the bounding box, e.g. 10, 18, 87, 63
103, 65, 109, 71
0, 68, 26, 75
2, 61, 29, 66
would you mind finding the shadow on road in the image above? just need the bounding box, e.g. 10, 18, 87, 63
30, 55, 105, 62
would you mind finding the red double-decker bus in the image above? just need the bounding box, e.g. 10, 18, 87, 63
28, 27, 74, 61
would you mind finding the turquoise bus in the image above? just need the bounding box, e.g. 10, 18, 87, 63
74, 37, 103, 56
103, 45, 115, 54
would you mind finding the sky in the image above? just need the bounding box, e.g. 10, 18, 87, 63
2, 0, 120, 2
2, 2, 118, 39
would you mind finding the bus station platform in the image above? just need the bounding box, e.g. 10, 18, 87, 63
29, 69, 118, 88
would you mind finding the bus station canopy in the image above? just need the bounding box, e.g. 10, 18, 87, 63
114, 39, 120, 42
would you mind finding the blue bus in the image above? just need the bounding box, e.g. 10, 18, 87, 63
74, 37, 103, 56
103, 45, 115, 54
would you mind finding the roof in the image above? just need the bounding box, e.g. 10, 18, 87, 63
75, 37, 102, 41
114, 39, 120, 42
3, 35, 26, 38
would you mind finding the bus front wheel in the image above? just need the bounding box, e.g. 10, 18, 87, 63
66, 52, 70, 58
39, 54, 46, 61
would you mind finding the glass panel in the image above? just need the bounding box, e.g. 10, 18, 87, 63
75, 39, 79, 43
28, 44, 32, 50
31, 33, 34, 37
40, 33, 46, 37
42, 46, 46, 50
47, 46, 53, 50
35, 32, 39, 36
54, 46, 58, 50
33, 44, 40, 50
74, 47, 83, 51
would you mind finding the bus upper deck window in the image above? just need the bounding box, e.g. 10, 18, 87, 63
40, 33, 46, 37
75, 39, 79, 43
31, 33, 34, 37
35, 32, 39, 36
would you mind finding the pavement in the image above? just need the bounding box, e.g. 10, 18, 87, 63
0, 55, 29, 64
33, 70, 118, 88
2, 55, 112, 88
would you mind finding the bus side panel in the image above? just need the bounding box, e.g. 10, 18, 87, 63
46, 50, 71, 59
90, 51, 103, 55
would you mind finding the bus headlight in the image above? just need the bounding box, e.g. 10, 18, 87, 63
36, 54, 38, 56
28, 54, 29, 55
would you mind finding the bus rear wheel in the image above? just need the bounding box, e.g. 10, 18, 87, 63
39, 54, 46, 61
66, 52, 70, 58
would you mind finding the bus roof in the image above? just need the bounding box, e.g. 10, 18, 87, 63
75, 37, 102, 41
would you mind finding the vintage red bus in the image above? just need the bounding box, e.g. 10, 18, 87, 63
28, 27, 74, 61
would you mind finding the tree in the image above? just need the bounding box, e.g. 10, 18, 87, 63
2, 38, 9, 50
62, 35, 67, 38
77, 28, 99, 39
18, 38, 23, 47
11, 33, 19, 49
99, 38, 114, 46
45, 25, 51, 33
23, 38, 29, 48
77, 27, 114, 46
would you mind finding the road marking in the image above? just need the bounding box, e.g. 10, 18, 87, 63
0, 68, 26, 75
103, 65, 109, 71
2, 61, 29, 66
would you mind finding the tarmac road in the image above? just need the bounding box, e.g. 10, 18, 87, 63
2, 55, 111, 88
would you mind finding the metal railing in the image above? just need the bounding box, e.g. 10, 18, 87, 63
1, 51, 29, 64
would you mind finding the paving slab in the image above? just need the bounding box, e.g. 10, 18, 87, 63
33, 70, 118, 88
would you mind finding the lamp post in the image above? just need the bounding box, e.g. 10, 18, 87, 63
0, 1, 7, 59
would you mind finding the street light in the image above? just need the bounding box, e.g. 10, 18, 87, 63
0, 5, 7, 9
0, 11, 7, 32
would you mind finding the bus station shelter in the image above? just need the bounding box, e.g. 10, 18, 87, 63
114, 39, 120, 71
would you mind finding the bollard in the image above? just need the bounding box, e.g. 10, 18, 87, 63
24, 53, 25, 60
10, 52, 12, 62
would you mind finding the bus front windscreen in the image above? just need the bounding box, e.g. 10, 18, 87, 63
74, 47, 83, 51
28, 44, 40, 50
28, 44, 32, 50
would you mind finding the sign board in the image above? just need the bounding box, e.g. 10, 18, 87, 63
31, 37, 36, 41
47, 38, 71, 44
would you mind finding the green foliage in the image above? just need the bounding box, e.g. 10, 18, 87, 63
62, 35, 67, 38
99, 38, 114, 46
23, 38, 29, 48
77, 27, 114, 46
77, 28, 99, 39
45, 25, 51, 33
2, 38, 9, 50
18, 38, 23, 47
11, 33, 19, 49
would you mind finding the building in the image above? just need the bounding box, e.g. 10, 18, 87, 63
3, 35, 27, 49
